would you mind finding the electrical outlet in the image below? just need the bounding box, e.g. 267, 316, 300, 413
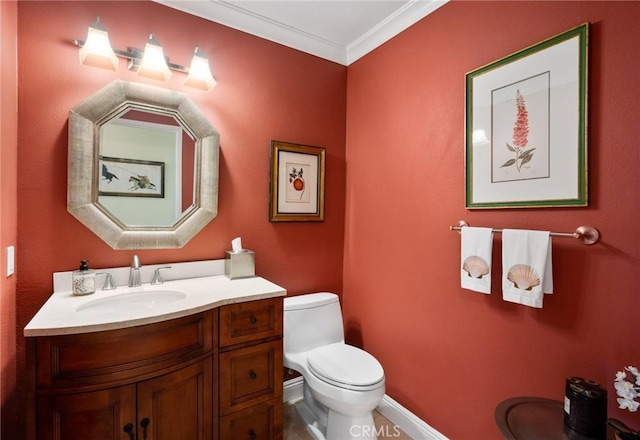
6, 246, 14, 277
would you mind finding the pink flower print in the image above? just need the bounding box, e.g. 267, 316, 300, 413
513, 90, 529, 149
500, 89, 535, 172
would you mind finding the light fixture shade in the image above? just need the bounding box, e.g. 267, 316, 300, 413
79, 17, 118, 71
137, 33, 172, 81
184, 46, 217, 91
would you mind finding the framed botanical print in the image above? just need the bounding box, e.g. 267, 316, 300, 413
269, 140, 325, 222
465, 23, 588, 208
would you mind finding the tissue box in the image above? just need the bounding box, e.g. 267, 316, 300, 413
225, 250, 255, 279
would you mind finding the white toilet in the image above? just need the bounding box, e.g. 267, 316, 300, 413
284, 292, 385, 440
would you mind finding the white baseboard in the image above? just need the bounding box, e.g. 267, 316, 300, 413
376, 394, 448, 440
284, 376, 304, 402
283, 377, 448, 440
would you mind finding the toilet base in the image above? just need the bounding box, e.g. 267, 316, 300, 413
327, 410, 377, 439
294, 382, 379, 440
294, 399, 326, 440
294, 400, 379, 440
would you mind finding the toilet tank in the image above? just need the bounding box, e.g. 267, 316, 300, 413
284, 292, 345, 355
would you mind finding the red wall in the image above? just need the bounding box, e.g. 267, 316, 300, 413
11, 1, 640, 439
14, 1, 346, 436
344, 1, 639, 438
1, 1, 19, 438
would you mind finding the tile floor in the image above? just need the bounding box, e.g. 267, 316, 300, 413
283, 402, 413, 440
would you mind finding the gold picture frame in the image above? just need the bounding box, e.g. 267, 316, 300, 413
269, 140, 325, 222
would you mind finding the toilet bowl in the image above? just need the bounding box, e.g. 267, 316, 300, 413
284, 293, 385, 440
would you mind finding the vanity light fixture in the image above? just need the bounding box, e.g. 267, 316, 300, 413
184, 46, 217, 92
136, 33, 172, 81
77, 17, 118, 71
73, 17, 216, 91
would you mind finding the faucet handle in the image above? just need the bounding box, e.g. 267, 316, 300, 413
96, 272, 116, 290
131, 255, 141, 269
151, 266, 172, 285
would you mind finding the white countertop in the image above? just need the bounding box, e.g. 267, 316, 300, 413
24, 260, 286, 337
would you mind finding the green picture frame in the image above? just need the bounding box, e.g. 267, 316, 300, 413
465, 23, 588, 209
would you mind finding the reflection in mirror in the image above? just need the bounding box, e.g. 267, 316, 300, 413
98, 109, 195, 226
68, 80, 219, 249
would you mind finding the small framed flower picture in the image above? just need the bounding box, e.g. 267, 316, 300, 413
269, 140, 325, 222
465, 23, 588, 208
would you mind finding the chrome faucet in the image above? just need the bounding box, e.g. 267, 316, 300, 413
128, 255, 141, 287
96, 272, 116, 290
151, 266, 172, 285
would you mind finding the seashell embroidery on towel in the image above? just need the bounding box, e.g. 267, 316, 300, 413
506, 264, 541, 291
463, 256, 490, 279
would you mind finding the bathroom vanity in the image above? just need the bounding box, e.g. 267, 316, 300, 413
24, 261, 285, 440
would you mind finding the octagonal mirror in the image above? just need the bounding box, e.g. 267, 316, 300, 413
68, 80, 219, 249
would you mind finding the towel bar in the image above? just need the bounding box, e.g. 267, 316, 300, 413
449, 221, 599, 245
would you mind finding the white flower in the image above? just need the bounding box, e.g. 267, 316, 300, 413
626, 366, 640, 386
615, 380, 639, 399
617, 396, 640, 412
614, 365, 640, 413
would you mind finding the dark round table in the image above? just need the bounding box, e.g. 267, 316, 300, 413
495, 397, 614, 440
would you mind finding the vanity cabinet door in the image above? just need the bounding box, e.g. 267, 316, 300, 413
136, 356, 214, 440
36, 358, 213, 440
36, 385, 136, 440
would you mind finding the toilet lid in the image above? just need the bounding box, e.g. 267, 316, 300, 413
307, 344, 384, 390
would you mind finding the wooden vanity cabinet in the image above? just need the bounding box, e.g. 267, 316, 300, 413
35, 358, 212, 440
29, 310, 215, 440
28, 297, 284, 440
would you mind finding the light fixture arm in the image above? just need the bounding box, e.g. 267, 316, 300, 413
73, 18, 216, 91
72, 39, 190, 74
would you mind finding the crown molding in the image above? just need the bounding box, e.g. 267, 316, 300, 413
155, 0, 448, 66
347, 0, 448, 65
155, 0, 346, 64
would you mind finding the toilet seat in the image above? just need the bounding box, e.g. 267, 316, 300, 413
307, 344, 384, 391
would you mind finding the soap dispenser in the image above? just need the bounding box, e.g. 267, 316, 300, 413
72, 260, 96, 296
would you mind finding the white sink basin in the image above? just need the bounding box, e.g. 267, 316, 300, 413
77, 290, 187, 313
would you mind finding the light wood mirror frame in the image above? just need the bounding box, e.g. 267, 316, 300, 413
68, 80, 219, 249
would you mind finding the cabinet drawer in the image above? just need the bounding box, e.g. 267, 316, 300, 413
34, 311, 215, 389
219, 340, 283, 415
220, 398, 283, 440
219, 298, 282, 348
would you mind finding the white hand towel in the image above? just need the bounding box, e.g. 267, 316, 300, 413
502, 229, 553, 308
461, 227, 493, 294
